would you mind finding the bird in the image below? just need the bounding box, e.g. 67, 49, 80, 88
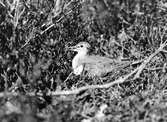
68, 42, 130, 78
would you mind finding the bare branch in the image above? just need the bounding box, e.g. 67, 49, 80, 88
50, 67, 139, 95
0, 1, 6, 7
162, 50, 167, 53
134, 42, 167, 79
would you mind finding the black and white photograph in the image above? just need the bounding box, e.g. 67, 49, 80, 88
0, 0, 167, 122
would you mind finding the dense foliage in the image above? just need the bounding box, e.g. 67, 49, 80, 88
0, 0, 167, 122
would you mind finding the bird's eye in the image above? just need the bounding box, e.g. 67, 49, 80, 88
80, 45, 83, 47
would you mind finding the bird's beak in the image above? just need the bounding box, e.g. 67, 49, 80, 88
67, 46, 77, 51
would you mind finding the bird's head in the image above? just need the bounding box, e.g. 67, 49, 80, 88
68, 42, 91, 54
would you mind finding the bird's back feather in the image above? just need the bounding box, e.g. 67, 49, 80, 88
82, 55, 131, 77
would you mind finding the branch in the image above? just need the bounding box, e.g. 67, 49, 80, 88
0, 66, 139, 97
0, 91, 42, 98
134, 42, 167, 79
40, 24, 55, 35
50, 67, 139, 95
146, 66, 167, 71
0, 1, 5, 7
162, 50, 167, 53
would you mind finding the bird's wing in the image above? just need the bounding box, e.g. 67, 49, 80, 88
84, 63, 104, 77
82, 55, 114, 64
83, 58, 131, 77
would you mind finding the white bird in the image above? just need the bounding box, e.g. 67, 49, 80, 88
68, 42, 130, 77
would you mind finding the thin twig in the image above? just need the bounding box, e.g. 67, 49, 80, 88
40, 24, 55, 35
20, 28, 35, 49
146, 67, 167, 71
64, 72, 73, 83
162, 50, 167, 53
0, 1, 5, 7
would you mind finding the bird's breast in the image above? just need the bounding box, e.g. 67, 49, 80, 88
72, 55, 84, 69
73, 65, 84, 75
72, 55, 85, 75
